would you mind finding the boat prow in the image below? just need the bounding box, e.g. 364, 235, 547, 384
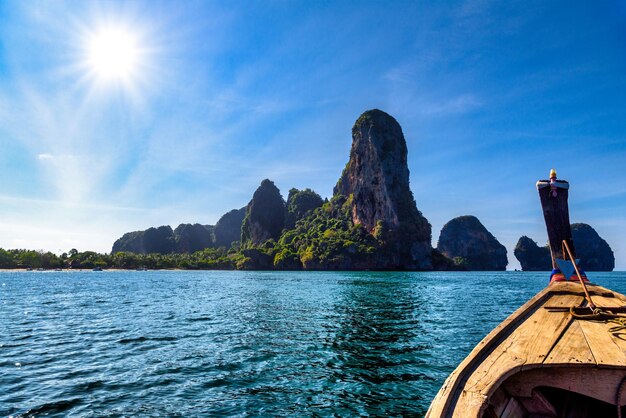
427, 281, 626, 417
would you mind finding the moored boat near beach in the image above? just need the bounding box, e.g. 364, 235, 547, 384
427, 171, 626, 418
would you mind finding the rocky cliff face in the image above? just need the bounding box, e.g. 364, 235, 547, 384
174, 223, 214, 253
143, 226, 178, 253
514, 236, 551, 271
437, 216, 508, 270
112, 231, 144, 253
214, 207, 246, 247
333, 109, 432, 269
571, 223, 615, 271
513, 223, 614, 271
112, 225, 178, 254
241, 179, 286, 246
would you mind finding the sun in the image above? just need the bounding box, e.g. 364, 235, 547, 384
87, 28, 139, 80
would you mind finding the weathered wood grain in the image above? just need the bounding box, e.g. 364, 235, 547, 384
462, 293, 581, 397
544, 320, 595, 365
426, 284, 555, 418
426, 282, 626, 418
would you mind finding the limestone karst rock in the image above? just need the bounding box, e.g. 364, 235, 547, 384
112, 225, 177, 254
241, 179, 286, 246
174, 223, 214, 253
513, 236, 551, 271
571, 223, 615, 271
112, 230, 144, 253
437, 216, 508, 271
333, 109, 433, 269
513, 224, 614, 271
111, 206, 248, 254
214, 207, 246, 248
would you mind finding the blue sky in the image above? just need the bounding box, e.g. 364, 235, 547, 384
0, 1, 625, 269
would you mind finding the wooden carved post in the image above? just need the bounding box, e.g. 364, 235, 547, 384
536, 169, 575, 268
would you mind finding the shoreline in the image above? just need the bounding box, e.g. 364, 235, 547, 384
0, 268, 621, 273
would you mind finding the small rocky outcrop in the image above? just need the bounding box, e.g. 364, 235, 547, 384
112, 225, 177, 254
214, 207, 246, 247
333, 109, 432, 269
285, 188, 323, 229
571, 223, 615, 271
437, 216, 508, 271
238, 248, 274, 270
241, 179, 286, 246
111, 206, 247, 254
514, 236, 551, 271
174, 224, 214, 253
514, 224, 614, 271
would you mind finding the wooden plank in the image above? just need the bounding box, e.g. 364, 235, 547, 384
426, 283, 626, 418
544, 320, 595, 365
577, 314, 626, 366
549, 281, 617, 298
545, 291, 584, 307
511, 294, 582, 365
590, 294, 626, 309
589, 294, 626, 357
463, 293, 582, 397
426, 285, 557, 418
607, 291, 626, 304
575, 328, 624, 366
456, 390, 489, 415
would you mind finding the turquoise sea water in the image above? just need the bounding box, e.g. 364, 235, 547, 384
1, 270, 625, 417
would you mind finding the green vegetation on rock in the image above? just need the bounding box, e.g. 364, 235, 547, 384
0, 247, 238, 270
285, 188, 324, 229
274, 194, 379, 270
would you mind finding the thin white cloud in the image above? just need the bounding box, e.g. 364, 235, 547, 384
0, 193, 144, 213
420, 94, 483, 116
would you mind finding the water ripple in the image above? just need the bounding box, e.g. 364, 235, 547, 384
1, 270, 625, 416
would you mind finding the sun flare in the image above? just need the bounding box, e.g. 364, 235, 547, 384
87, 28, 139, 80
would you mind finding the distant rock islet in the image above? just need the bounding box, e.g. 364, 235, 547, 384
513, 223, 614, 271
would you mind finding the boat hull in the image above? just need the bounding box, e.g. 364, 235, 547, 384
426, 281, 626, 418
